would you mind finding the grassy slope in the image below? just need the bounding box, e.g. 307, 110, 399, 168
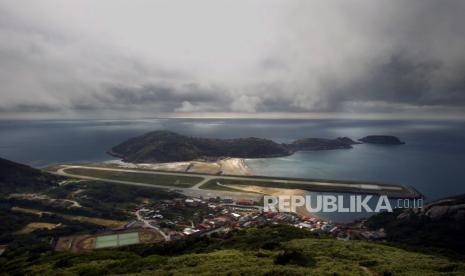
366, 194, 465, 254
4, 239, 464, 275
0, 157, 62, 195
110, 130, 290, 163
63, 168, 204, 188
3, 225, 464, 275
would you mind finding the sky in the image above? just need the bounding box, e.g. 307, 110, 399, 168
1, 0, 464, 119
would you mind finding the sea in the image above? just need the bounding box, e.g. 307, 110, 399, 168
1, 118, 464, 222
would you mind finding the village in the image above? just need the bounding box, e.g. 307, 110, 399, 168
7, 190, 386, 253
54, 194, 389, 252
128, 195, 380, 243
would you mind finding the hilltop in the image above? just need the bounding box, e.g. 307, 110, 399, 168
288, 137, 360, 151
109, 131, 361, 163
109, 131, 293, 163
0, 157, 62, 195
359, 135, 405, 145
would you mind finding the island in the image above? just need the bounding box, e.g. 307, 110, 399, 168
358, 135, 405, 145
108, 131, 291, 163
288, 137, 360, 151
108, 131, 361, 163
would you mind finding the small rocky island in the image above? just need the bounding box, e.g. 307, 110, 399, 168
358, 135, 405, 145
288, 137, 360, 151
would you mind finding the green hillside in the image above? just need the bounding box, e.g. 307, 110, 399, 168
108, 130, 361, 163
367, 193, 465, 253
0, 157, 62, 195
109, 130, 291, 162
2, 225, 464, 275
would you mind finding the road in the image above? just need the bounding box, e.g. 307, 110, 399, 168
56, 165, 212, 190
135, 209, 170, 241
55, 165, 406, 193
54, 165, 264, 201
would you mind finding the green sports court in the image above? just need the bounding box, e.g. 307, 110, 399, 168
95, 232, 140, 249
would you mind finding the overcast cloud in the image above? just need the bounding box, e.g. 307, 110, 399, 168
1, 0, 464, 118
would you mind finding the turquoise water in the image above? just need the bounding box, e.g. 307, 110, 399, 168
245, 142, 465, 222
246, 142, 465, 201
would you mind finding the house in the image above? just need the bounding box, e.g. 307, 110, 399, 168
182, 228, 200, 236
297, 222, 313, 229
215, 216, 231, 223
236, 199, 256, 205
197, 223, 211, 230
222, 198, 234, 204
230, 213, 241, 219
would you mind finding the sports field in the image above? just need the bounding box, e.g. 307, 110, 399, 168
95, 232, 140, 249
56, 229, 164, 252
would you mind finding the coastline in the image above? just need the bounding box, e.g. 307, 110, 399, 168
103, 157, 253, 176
225, 184, 320, 219
98, 158, 322, 218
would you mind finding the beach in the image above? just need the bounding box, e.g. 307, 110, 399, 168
103, 158, 253, 176
226, 184, 317, 219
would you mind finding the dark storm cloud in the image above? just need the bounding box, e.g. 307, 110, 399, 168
315, 53, 465, 112
252, 0, 465, 115
359, 54, 438, 103
90, 83, 232, 112
0, 103, 60, 113
106, 84, 225, 105
0, 0, 465, 118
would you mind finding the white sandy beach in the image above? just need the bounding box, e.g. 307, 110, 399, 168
226, 184, 317, 219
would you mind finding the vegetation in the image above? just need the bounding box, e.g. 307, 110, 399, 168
0, 157, 62, 194
40, 181, 184, 221
358, 135, 405, 145
70, 181, 182, 208
124, 224, 315, 256
109, 131, 365, 163
366, 193, 465, 254
109, 130, 292, 163
1, 225, 464, 275
288, 137, 359, 151
7, 195, 129, 221
0, 198, 102, 256
63, 168, 203, 188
